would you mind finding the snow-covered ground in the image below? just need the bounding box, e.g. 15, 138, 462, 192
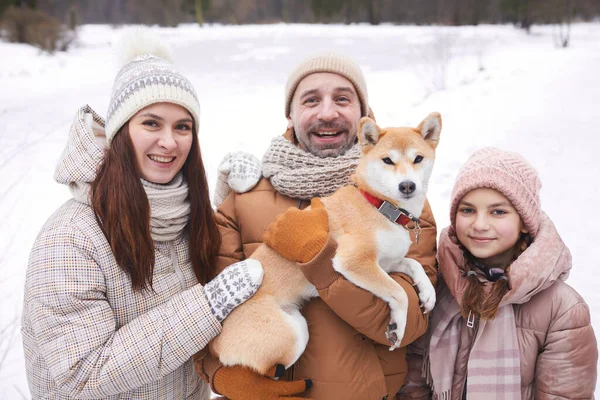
1, 22, 599, 398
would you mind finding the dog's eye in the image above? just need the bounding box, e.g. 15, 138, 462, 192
382, 157, 394, 165
414, 155, 424, 164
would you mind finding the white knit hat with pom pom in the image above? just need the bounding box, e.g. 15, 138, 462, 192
105, 27, 200, 143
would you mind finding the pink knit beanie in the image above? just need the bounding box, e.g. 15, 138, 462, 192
449, 147, 542, 237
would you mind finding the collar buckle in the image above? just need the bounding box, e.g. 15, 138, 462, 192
378, 201, 403, 224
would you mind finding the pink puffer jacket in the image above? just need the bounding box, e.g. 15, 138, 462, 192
400, 212, 597, 399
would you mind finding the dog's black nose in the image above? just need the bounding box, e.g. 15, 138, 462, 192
399, 181, 416, 195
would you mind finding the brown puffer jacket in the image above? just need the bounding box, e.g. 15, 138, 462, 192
203, 176, 437, 400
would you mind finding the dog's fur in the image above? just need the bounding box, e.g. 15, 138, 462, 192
209, 113, 442, 374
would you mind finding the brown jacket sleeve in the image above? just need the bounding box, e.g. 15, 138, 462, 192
214, 192, 246, 273
193, 350, 224, 394
318, 271, 429, 347
299, 199, 437, 346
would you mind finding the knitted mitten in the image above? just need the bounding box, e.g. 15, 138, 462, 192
213, 151, 262, 207
212, 363, 311, 400
204, 259, 263, 322
264, 198, 329, 264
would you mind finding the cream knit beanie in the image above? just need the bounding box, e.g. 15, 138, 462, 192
105, 27, 201, 143
284, 52, 369, 118
450, 147, 542, 237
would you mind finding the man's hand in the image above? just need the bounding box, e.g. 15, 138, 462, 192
264, 198, 329, 264
213, 151, 262, 207
212, 363, 312, 400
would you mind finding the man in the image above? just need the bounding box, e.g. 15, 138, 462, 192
194, 52, 437, 400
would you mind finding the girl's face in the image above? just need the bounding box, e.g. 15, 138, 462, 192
128, 102, 194, 184
455, 188, 527, 269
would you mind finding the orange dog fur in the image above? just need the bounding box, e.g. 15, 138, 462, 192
209, 113, 442, 374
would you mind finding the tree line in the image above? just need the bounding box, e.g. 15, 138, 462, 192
1, 0, 597, 52
2, 0, 598, 27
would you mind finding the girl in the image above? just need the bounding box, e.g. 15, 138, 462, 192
21, 29, 262, 399
426, 147, 597, 399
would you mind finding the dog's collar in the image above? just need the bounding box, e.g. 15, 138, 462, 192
359, 189, 420, 229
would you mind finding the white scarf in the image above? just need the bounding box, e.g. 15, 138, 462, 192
141, 173, 190, 242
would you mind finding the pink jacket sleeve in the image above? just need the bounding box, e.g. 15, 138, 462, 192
535, 300, 597, 399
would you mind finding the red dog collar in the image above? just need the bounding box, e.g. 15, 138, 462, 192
359, 189, 419, 228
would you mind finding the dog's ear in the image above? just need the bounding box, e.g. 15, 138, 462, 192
416, 112, 442, 149
358, 117, 384, 152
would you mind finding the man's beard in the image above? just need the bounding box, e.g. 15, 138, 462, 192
298, 121, 356, 158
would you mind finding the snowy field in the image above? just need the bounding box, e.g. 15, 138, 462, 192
1, 22, 599, 398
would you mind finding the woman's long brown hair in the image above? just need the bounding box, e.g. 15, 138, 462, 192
450, 228, 531, 320
91, 124, 220, 291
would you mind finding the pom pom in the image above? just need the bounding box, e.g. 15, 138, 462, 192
114, 26, 172, 67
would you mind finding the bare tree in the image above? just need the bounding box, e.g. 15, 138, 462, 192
411, 28, 457, 97
365, 0, 381, 24
195, 0, 204, 25
552, 0, 575, 47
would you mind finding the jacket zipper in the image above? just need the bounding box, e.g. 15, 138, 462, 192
165, 241, 189, 396
168, 241, 186, 291
461, 311, 480, 399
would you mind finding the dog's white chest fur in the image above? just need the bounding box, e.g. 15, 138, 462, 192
376, 222, 412, 271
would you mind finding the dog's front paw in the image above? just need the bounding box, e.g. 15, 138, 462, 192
385, 322, 401, 350
385, 310, 407, 351
417, 281, 436, 314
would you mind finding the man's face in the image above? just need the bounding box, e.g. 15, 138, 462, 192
288, 72, 362, 157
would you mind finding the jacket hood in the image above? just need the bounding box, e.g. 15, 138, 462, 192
54, 105, 108, 203
438, 211, 572, 306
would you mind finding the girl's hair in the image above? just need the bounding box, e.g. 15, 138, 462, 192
449, 227, 532, 320
91, 124, 220, 291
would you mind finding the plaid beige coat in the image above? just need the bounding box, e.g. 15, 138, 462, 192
21, 105, 221, 399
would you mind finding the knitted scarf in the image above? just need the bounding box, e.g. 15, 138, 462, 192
427, 290, 520, 400
71, 173, 190, 242
141, 173, 190, 242
262, 135, 360, 200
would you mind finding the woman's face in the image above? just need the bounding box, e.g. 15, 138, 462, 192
128, 103, 194, 184
455, 188, 527, 269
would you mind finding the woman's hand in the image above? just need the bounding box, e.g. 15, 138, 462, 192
204, 259, 263, 322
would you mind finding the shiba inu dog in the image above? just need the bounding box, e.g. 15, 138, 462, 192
210, 112, 442, 374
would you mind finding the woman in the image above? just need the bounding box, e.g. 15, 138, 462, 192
21, 29, 262, 399
422, 148, 597, 399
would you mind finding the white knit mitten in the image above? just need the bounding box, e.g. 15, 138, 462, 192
213, 151, 262, 208
204, 259, 263, 322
